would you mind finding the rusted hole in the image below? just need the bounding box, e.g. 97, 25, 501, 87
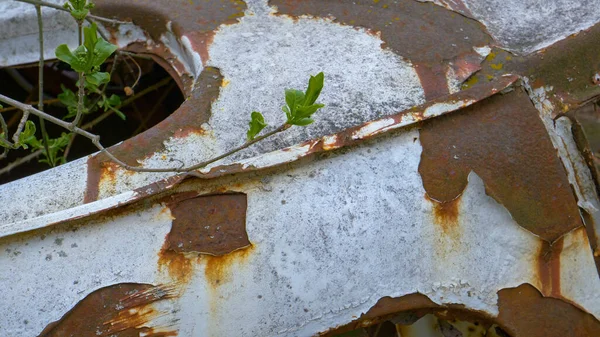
324, 293, 510, 337
0, 56, 184, 185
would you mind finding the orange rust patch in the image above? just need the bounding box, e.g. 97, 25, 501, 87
204, 245, 255, 288
426, 194, 461, 233
537, 238, 564, 299
158, 243, 195, 284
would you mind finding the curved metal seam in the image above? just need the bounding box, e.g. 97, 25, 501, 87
0, 75, 517, 239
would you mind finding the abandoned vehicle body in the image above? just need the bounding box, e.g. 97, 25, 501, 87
0, 0, 600, 336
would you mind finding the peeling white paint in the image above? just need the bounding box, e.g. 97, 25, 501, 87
462, 0, 600, 55
160, 22, 203, 80
0, 0, 78, 67
524, 77, 600, 255
423, 100, 476, 118
4, 130, 598, 336
322, 135, 339, 151
351, 118, 395, 140
473, 45, 492, 58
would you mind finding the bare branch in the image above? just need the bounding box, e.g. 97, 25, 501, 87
72, 20, 85, 127
36, 4, 53, 166
0, 112, 10, 159
0, 149, 43, 175
0, 99, 60, 114
0, 93, 291, 174
14, 0, 129, 25
12, 111, 30, 144
125, 54, 142, 90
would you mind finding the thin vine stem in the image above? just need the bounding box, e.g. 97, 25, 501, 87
0, 93, 292, 174
35, 4, 53, 166
72, 19, 85, 128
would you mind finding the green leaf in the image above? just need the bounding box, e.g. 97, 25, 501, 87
283, 73, 326, 125
83, 22, 98, 52
58, 85, 77, 106
91, 39, 117, 68
106, 94, 121, 107
58, 85, 81, 119
55, 44, 89, 72
86, 72, 110, 86
66, 0, 90, 20
55, 44, 77, 67
303, 72, 324, 106
291, 118, 314, 126
38, 133, 71, 166
55, 23, 117, 74
285, 89, 305, 117
18, 120, 37, 149
295, 103, 324, 119
247, 111, 267, 141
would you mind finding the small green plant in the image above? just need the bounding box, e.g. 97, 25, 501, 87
247, 72, 325, 140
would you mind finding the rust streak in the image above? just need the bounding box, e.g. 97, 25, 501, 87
158, 244, 195, 285
427, 194, 461, 234
537, 238, 564, 299
203, 245, 255, 288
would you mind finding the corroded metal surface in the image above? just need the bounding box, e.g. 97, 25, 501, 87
419, 88, 581, 242
270, 0, 492, 100
1, 0, 600, 336
39, 283, 179, 337
84, 67, 223, 203
165, 193, 250, 256
497, 284, 600, 337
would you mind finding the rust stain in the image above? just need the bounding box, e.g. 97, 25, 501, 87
497, 284, 600, 337
203, 245, 254, 288
39, 283, 178, 337
419, 88, 582, 242
537, 238, 564, 299
158, 245, 195, 285
427, 194, 461, 233
85, 67, 223, 203
94, 0, 246, 42
270, 0, 492, 99
156, 192, 250, 285
187, 30, 217, 67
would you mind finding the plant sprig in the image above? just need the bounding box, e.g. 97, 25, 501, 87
247, 72, 325, 140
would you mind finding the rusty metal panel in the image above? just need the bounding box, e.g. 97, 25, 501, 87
165, 193, 250, 256
1, 0, 600, 336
